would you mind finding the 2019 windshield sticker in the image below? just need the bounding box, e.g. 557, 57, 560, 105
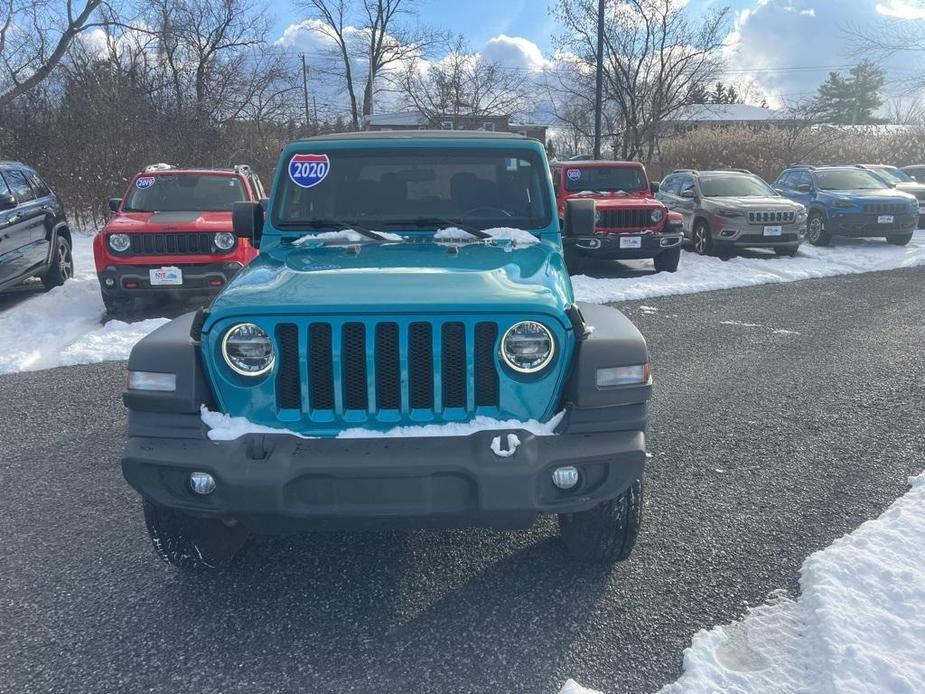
135, 176, 156, 189
289, 153, 331, 188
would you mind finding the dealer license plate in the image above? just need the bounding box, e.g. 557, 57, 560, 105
763, 225, 782, 236
149, 266, 183, 286
619, 236, 642, 249
877, 215, 894, 224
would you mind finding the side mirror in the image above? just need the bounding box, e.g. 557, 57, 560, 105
679, 189, 696, 199
0, 192, 16, 211
797, 183, 813, 193
650, 180, 660, 194
108, 197, 121, 212
563, 198, 595, 237
233, 201, 264, 246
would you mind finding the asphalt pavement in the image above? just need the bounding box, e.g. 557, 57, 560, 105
1, 266, 924, 694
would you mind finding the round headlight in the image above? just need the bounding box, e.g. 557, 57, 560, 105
501, 321, 555, 373
214, 232, 236, 251
108, 233, 130, 252
650, 208, 664, 223
221, 323, 275, 376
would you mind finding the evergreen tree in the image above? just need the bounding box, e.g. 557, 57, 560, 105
813, 60, 885, 125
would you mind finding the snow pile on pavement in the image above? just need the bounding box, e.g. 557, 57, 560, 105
572, 231, 925, 303
0, 234, 168, 374
201, 405, 564, 441
654, 469, 925, 694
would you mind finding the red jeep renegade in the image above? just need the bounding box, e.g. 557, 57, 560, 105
552, 160, 683, 272
93, 164, 263, 314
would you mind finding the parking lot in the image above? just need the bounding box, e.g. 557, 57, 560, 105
2, 265, 923, 693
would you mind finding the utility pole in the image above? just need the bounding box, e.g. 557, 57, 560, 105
300, 53, 311, 134
593, 0, 604, 160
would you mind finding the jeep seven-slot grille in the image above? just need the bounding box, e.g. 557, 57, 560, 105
596, 209, 650, 230
864, 203, 902, 214
128, 232, 223, 255
278, 320, 501, 417
747, 211, 796, 224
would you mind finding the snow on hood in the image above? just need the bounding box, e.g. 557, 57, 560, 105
433, 227, 540, 244
292, 229, 404, 245
200, 406, 564, 441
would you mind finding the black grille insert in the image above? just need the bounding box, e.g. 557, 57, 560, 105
375, 323, 401, 410
474, 323, 499, 407
597, 209, 650, 230
308, 323, 334, 410
864, 203, 901, 214
408, 322, 434, 409
276, 324, 301, 410
128, 232, 220, 256
342, 323, 368, 410
441, 322, 467, 408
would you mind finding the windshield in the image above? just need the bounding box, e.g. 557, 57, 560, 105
562, 165, 648, 193
699, 174, 776, 197
273, 147, 551, 232
871, 166, 912, 183
815, 169, 887, 191
124, 174, 246, 212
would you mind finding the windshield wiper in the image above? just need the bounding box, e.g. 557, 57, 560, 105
285, 219, 392, 242
384, 217, 492, 240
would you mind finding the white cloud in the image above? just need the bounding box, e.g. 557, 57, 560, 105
481, 34, 550, 72
876, 0, 925, 19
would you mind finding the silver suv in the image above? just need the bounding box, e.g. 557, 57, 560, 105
657, 169, 807, 257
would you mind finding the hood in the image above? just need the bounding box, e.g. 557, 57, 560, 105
207, 239, 574, 326
823, 189, 917, 202
704, 196, 803, 209
103, 210, 233, 233
893, 182, 925, 198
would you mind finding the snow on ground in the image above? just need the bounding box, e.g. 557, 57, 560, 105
0, 233, 167, 375
572, 231, 925, 303
561, 470, 925, 694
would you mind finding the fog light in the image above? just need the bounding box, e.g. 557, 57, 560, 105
127, 370, 176, 392
552, 466, 579, 490
104, 277, 115, 287
189, 472, 216, 495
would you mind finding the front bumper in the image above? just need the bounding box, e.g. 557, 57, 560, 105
710, 219, 806, 248
98, 261, 244, 296
568, 229, 683, 260
122, 426, 646, 531
825, 212, 918, 236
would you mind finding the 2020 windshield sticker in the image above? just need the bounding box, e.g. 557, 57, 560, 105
289, 153, 331, 188
135, 176, 156, 189
566, 168, 581, 181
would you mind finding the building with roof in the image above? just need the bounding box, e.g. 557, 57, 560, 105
661, 104, 798, 136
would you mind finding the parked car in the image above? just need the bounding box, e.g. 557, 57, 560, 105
120, 131, 653, 569
657, 169, 807, 257
0, 160, 72, 293
855, 164, 925, 228
93, 164, 264, 314
773, 165, 918, 246
551, 160, 683, 272
900, 164, 925, 182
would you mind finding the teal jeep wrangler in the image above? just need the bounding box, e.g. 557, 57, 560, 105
121, 131, 652, 568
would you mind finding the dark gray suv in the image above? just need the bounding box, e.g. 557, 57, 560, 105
657, 169, 807, 257
0, 161, 72, 292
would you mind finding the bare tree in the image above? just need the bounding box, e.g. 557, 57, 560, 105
0, 0, 106, 108
396, 34, 532, 123
554, 0, 730, 160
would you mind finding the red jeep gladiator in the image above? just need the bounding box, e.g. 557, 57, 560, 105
93, 164, 263, 314
552, 160, 683, 272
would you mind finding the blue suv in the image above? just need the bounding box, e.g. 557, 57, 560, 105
773, 165, 918, 246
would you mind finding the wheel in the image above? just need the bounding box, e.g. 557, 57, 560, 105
143, 499, 247, 569
102, 293, 136, 316
692, 220, 713, 255
774, 245, 800, 257
653, 246, 680, 272
886, 233, 913, 246
558, 480, 642, 563
806, 211, 830, 246
41, 235, 73, 289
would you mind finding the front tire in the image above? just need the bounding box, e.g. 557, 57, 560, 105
692, 221, 713, 256
774, 245, 800, 257
653, 246, 680, 272
886, 233, 913, 246
806, 211, 831, 246
41, 235, 73, 290
558, 480, 642, 563
143, 499, 247, 569
103, 293, 136, 316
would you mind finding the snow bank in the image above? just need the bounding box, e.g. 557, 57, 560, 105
572, 231, 925, 303
657, 470, 925, 694
0, 233, 168, 374
201, 405, 564, 441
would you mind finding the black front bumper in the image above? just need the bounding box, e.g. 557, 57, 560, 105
568, 230, 683, 260
122, 426, 646, 531
99, 261, 244, 296
826, 212, 918, 237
